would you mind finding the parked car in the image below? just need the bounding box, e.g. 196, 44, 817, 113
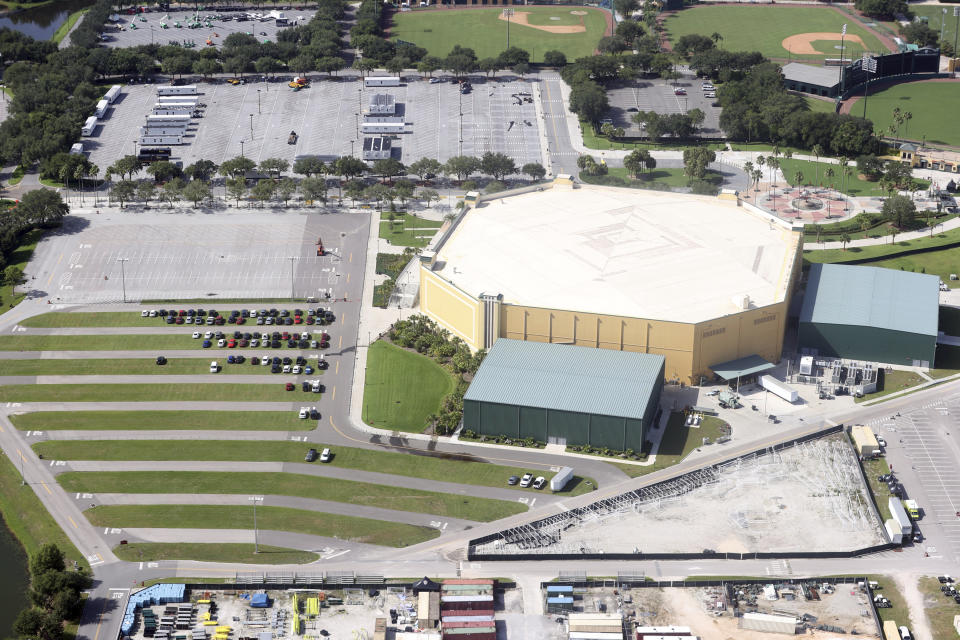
519, 473, 534, 488
156, 356, 167, 365
305, 448, 318, 461
507, 475, 519, 486
319, 448, 332, 462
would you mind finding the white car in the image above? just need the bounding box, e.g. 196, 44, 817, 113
217, 339, 225, 347
209, 361, 219, 373
320, 448, 332, 462
149, 310, 158, 317
204, 331, 213, 339
519, 473, 534, 488
141, 310, 149, 317
293, 365, 302, 374
298, 407, 309, 419
283, 364, 292, 373
877, 436, 887, 447
192, 331, 201, 339
261, 356, 271, 366
250, 339, 259, 348
532, 476, 547, 490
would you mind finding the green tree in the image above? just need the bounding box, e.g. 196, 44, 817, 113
184, 159, 218, 182
136, 180, 155, 203
393, 179, 415, 207
111, 180, 136, 207
624, 149, 645, 178
14, 607, 63, 640
276, 178, 297, 205
300, 176, 327, 204
344, 179, 366, 206
408, 157, 443, 182
107, 155, 142, 181
18, 189, 69, 227
226, 177, 247, 206
521, 162, 546, 181
882, 194, 917, 228
419, 188, 439, 208
371, 158, 406, 181
840, 232, 851, 251
480, 152, 516, 180
146, 161, 181, 183
293, 156, 326, 177
220, 156, 256, 178
258, 158, 290, 179
4, 265, 23, 286
444, 155, 481, 182
365, 183, 392, 211
182, 180, 211, 207
543, 50, 567, 67
252, 180, 276, 205
682, 147, 716, 180
161, 177, 185, 205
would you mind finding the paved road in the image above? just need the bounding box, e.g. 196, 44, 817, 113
0, 349, 331, 359
0, 375, 324, 385
89, 493, 480, 532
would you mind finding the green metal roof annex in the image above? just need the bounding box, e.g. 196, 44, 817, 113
463, 339, 664, 421
800, 263, 938, 337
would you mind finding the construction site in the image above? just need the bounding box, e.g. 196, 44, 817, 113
473, 433, 887, 556
538, 581, 881, 640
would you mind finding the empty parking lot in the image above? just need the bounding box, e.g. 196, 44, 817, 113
22, 210, 368, 304
83, 77, 544, 175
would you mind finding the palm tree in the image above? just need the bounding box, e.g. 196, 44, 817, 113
814, 224, 823, 244
743, 160, 754, 182
752, 168, 763, 191
824, 167, 836, 190
767, 157, 779, 186
840, 232, 851, 251
902, 111, 913, 139
794, 170, 804, 194
892, 107, 902, 138
811, 144, 824, 185
890, 227, 898, 245
711, 32, 723, 44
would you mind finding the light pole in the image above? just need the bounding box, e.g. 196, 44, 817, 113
355, 112, 359, 139
954, 7, 959, 59
248, 496, 263, 553
249, 113, 254, 141
839, 23, 847, 95
117, 257, 129, 303
257, 89, 261, 114
287, 256, 298, 300
240, 140, 245, 158
133, 139, 139, 158
502, 8, 513, 50
941, 8, 948, 46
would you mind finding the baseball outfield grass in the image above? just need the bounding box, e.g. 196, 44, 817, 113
665, 6, 887, 60
857, 81, 960, 147
85, 504, 439, 547
362, 340, 455, 433
390, 6, 608, 62
0, 383, 316, 402
60, 471, 524, 521
10, 410, 311, 430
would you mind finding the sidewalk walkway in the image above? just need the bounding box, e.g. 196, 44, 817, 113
803, 214, 960, 250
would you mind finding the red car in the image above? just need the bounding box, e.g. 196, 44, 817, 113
285, 382, 295, 391
294, 316, 302, 324
227, 339, 237, 348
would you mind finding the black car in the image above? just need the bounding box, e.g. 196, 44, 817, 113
309, 408, 320, 420
287, 339, 297, 348
271, 340, 281, 348
166, 317, 175, 324
317, 360, 330, 370
285, 317, 294, 325
251, 357, 260, 365
302, 381, 311, 391
282, 357, 292, 365
296, 356, 307, 365
271, 365, 281, 373
507, 475, 519, 485
156, 356, 167, 365
298, 339, 310, 348
305, 448, 318, 462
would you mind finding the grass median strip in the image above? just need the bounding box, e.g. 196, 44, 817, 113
0, 335, 203, 351
11, 411, 312, 431
0, 359, 291, 376
36, 440, 557, 490
112, 543, 320, 565
0, 384, 315, 402
85, 504, 439, 548
59, 471, 527, 521
21, 312, 158, 328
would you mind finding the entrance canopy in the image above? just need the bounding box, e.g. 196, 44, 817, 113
710, 355, 775, 381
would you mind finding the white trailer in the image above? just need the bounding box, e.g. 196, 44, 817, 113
885, 519, 903, 545
140, 126, 189, 136
759, 375, 798, 403
143, 120, 189, 129
153, 102, 197, 112
153, 108, 196, 116
69, 142, 85, 155
104, 85, 122, 103
360, 122, 406, 134
889, 497, 912, 535
363, 114, 404, 124
157, 95, 198, 104
81, 116, 98, 136
550, 467, 574, 492
145, 114, 191, 124
94, 99, 109, 118
157, 85, 198, 96
364, 75, 400, 87
139, 135, 185, 146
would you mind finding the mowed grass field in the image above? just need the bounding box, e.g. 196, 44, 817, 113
85, 504, 439, 547
113, 543, 319, 565
665, 6, 886, 60
59, 470, 524, 521
0, 358, 294, 376
0, 383, 311, 402
10, 410, 312, 430
362, 340, 455, 432
390, 6, 608, 62
859, 81, 960, 147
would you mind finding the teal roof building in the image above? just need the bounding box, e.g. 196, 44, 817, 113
463, 339, 664, 451
799, 264, 938, 366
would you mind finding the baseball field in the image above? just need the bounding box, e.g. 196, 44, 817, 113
389, 6, 610, 62
665, 5, 889, 60
857, 80, 960, 147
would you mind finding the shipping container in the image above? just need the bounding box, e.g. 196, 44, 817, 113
759, 375, 799, 403
550, 466, 574, 491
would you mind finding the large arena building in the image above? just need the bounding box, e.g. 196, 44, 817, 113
419, 181, 803, 384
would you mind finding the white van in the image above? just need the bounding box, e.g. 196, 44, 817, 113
209, 361, 219, 373
899, 626, 911, 640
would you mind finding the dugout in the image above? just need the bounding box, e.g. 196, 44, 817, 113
799, 264, 938, 367
462, 339, 664, 450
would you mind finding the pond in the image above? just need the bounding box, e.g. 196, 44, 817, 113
0, 0, 95, 41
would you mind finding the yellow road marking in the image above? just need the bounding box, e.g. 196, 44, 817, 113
47, 253, 63, 285
338, 335, 342, 349
17, 449, 24, 460
349, 252, 353, 263
332, 386, 336, 401
335, 361, 339, 375
93, 592, 109, 640
0, 424, 4, 432
346, 272, 350, 284
68, 516, 78, 529
41, 483, 52, 495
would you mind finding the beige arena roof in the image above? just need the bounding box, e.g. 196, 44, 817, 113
432, 184, 800, 324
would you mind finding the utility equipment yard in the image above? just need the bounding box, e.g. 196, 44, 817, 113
83, 78, 543, 175
475, 433, 885, 555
